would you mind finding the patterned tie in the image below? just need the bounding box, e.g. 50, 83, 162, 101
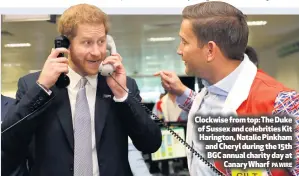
74, 77, 93, 176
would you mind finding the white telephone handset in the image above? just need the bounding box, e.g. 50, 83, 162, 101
99, 35, 117, 76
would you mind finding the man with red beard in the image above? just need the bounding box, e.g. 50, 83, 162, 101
2, 4, 162, 176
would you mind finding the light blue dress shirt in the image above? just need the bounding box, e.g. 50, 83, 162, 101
176, 60, 245, 176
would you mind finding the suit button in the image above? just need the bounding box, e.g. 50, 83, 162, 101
39, 97, 44, 101
70, 164, 73, 171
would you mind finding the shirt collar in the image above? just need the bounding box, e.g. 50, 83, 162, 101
202, 55, 248, 96
67, 66, 98, 89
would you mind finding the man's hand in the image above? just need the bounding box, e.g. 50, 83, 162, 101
102, 53, 127, 99
37, 48, 69, 89
154, 71, 187, 96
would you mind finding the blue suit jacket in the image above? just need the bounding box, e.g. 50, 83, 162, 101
1, 94, 29, 176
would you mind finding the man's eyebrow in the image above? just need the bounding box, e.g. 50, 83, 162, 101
179, 34, 185, 39
99, 36, 106, 40
179, 35, 187, 42
80, 36, 106, 40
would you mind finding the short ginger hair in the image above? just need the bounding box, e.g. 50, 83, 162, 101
58, 4, 109, 39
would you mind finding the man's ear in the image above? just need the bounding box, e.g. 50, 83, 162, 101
206, 41, 216, 62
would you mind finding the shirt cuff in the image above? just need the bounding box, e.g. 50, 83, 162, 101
113, 92, 129, 102
176, 88, 191, 105
36, 82, 52, 96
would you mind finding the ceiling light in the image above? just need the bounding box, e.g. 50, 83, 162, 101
247, 21, 267, 26
29, 70, 41, 73
3, 63, 21, 67
147, 37, 175, 42
4, 43, 31, 48
2, 15, 50, 22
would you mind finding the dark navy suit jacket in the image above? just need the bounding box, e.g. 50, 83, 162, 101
2, 72, 162, 176
2, 95, 30, 176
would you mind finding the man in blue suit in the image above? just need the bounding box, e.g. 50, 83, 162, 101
1, 94, 29, 176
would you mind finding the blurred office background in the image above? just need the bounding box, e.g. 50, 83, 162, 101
1, 15, 299, 102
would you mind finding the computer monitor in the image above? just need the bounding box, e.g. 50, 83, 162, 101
151, 127, 187, 161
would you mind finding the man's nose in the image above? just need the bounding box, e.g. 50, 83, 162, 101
177, 43, 183, 56
90, 45, 102, 57
177, 48, 183, 56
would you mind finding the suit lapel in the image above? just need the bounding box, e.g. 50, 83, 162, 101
52, 75, 113, 152
53, 86, 74, 152
186, 87, 207, 168
95, 75, 112, 145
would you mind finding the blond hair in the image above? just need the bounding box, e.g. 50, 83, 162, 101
58, 4, 109, 39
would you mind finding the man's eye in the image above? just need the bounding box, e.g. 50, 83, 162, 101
84, 41, 92, 45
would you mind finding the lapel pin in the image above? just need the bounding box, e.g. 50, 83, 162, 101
103, 94, 112, 98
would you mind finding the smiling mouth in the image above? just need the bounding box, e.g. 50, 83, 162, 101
87, 60, 100, 63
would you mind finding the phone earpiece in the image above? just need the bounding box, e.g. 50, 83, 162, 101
100, 35, 117, 77
99, 63, 115, 76
54, 35, 70, 88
